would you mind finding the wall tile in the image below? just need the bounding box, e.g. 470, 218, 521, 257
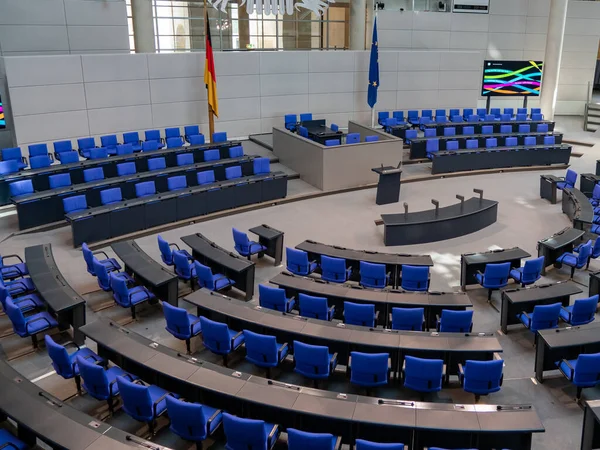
490, 0, 528, 16
525, 16, 548, 35
82, 54, 148, 82
152, 101, 209, 128
0, 0, 66, 25
396, 89, 439, 109
309, 72, 355, 94
488, 33, 525, 51
440, 51, 483, 71
4, 55, 83, 86
451, 13, 489, 32
14, 110, 89, 144
438, 70, 481, 90
309, 93, 354, 114
398, 51, 440, 71
260, 73, 309, 96
213, 51, 260, 76
260, 95, 308, 118
308, 51, 355, 73
528, 0, 551, 17
259, 51, 308, 74
0, 25, 69, 53
412, 11, 452, 31
147, 53, 202, 79
67, 25, 129, 51
378, 30, 413, 49
10, 84, 86, 116
568, 1, 600, 19
85, 80, 151, 109
219, 75, 260, 99
411, 31, 450, 50
64, 0, 127, 26
449, 32, 489, 50
88, 105, 153, 135
149, 77, 206, 104
397, 71, 439, 91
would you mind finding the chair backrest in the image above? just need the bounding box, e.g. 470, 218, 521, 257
110, 272, 130, 306
117, 162, 136, 176
500, 114, 511, 121
232, 228, 251, 254
173, 251, 193, 279
135, 181, 156, 198
293, 340, 331, 376
365, 136, 379, 142
100, 188, 123, 205
226, 166, 242, 180
142, 141, 159, 151
223, 413, 268, 449
60, 151, 79, 164
520, 257, 545, 284
446, 141, 459, 151
393, 111, 404, 121
422, 110, 432, 118
401, 265, 429, 291
517, 108, 527, 115
346, 133, 360, 144
244, 330, 278, 365
288, 429, 335, 450
229, 145, 244, 158
49, 173, 72, 189
325, 139, 340, 146
63, 195, 87, 214
123, 132, 140, 145
451, 115, 463, 123
100, 135, 118, 148
404, 355, 443, 391
485, 114, 495, 122
477, 108, 486, 117
490, 108, 500, 116
505, 137, 518, 147
482, 262, 511, 287
463, 359, 504, 393
298, 126, 309, 138
593, 184, 600, 201
204, 149, 220, 161
286, 248, 311, 275
148, 157, 166, 171
573, 353, 600, 385
117, 376, 154, 421
77, 356, 109, 398
300, 113, 313, 122
1, 147, 22, 163
331, 123, 339, 132
356, 439, 405, 450
53, 140, 73, 154
299, 293, 329, 320
81, 243, 95, 274
94, 260, 111, 291
350, 351, 388, 386
531, 113, 543, 121
426, 140, 440, 154
165, 127, 181, 139
321, 255, 348, 283
190, 134, 205, 145
197, 170, 216, 185
83, 167, 104, 183
167, 175, 187, 191
253, 157, 270, 175
424, 129, 436, 138
482, 125, 493, 134
9, 180, 34, 197
378, 111, 390, 124
145, 129, 161, 142
576, 241, 592, 267
443, 127, 455, 137
157, 235, 174, 265
530, 302, 561, 331
537, 123, 549, 133
486, 138, 498, 148
435, 109, 446, 117
404, 130, 417, 142
28, 143, 48, 157
89, 147, 108, 160
360, 261, 387, 288
408, 110, 418, 119
194, 261, 217, 290
166, 396, 210, 441
518, 124, 531, 133
200, 316, 233, 353
384, 118, 397, 128
5, 297, 28, 335
391, 307, 424, 331
462, 108, 473, 117
500, 124, 511, 134
284, 114, 298, 129
116, 144, 133, 155
544, 136, 555, 146
163, 302, 192, 339
212, 132, 227, 143
344, 301, 375, 327
515, 113, 527, 121
258, 284, 288, 311
468, 114, 479, 123
565, 169, 577, 187
466, 139, 478, 149
524, 136, 536, 146
439, 309, 473, 333
570, 296, 599, 326
167, 137, 184, 148
45, 335, 75, 378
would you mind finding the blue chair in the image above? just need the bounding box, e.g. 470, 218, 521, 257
344, 301, 377, 327
77, 356, 136, 413
401, 265, 429, 291
426, 139, 439, 159
503, 108, 514, 117
298, 126, 309, 138
524, 136, 536, 147
517, 302, 562, 333
559, 295, 598, 326
53, 140, 74, 160
392, 111, 404, 123
199, 316, 245, 366
407, 110, 419, 125
443, 127, 455, 137
173, 250, 196, 286
190, 134, 206, 145
490, 108, 501, 118
557, 352, 600, 400
168, 175, 187, 191
226, 166, 242, 180
167, 137, 184, 148
123, 131, 143, 152
505, 137, 518, 147
556, 239, 592, 279
557, 169, 577, 191
0, 429, 27, 450
27, 143, 47, 157
2, 147, 27, 170
5, 297, 58, 349
45, 334, 103, 393
100, 135, 119, 155
177, 153, 194, 166
100, 188, 122, 205
253, 157, 270, 175
500, 113, 511, 121
359, 261, 389, 289
468, 114, 479, 123
482, 125, 493, 134
356, 439, 405, 450
135, 181, 156, 198
300, 113, 313, 122
519, 124, 531, 133
299, 293, 335, 321
83, 167, 104, 183
243, 329, 289, 377
9, 180, 33, 197
321, 255, 351, 283
204, 149, 220, 161
223, 413, 280, 450
500, 124, 511, 134
157, 235, 191, 266
142, 141, 159, 151
229, 145, 244, 158
0, 286, 42, 315
111, 272, 154, 319
391, 307, 425, 331
476, 108, 486, 119
233, 228, 266, 260
435, 109, 446, 118
422, 110, 433, 119
258, 284, 295, 312
166, 396, 223, 447
378, 112, 390, 126
402, 355, 444, 395
81, 242, 121, 276
212, 132, 227, 143
436, 309, 473, 333
486, 138, 498, 148
451, 115, 463, 123
286, 248, 317, 276
293, 340, 337, 385
0, 277, 36, 299
117, 161, 136, 176
510, 256, 545, 287
325, 139, 340, 146
537, 123, 548, 132
165, 127, 181, 140
404, 129, 417, 144
195, 261, 235, 292
117, 376, 176, 435
485, 114, 495, 122
50, 173, 72, 189
446, 141, 459, 151
29, 155, 51, 169
145, 129, 165, 148
288, 429, 342, 450
285, 114, 298, 131
89, 147, 108, 160
0, 253, 28, 280
63, 195, 87, 215
148, 157, 166, 171
350, 352, 389, 389
331, 124, 339, 132
163, 302, 202, 354
466, 139, 478, 149
197, 170, 216, 185
590, 185, 600, 207
459, 359, 504, 400
532, 113, 543, 121
94, 259, 130, 292
116, 143, 133, 155
59, 151, 79, 164
365, 136, 379, 142
544, 135, 556, 147
424, 129, 436, 138
462, 108, 473, 120
476, 262, 511, 300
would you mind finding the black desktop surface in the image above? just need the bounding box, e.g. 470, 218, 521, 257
502, 281, 582, 303
382, 198, 497, 225
537, 227, 585, 250
538, 322, 600, 348
181, 232, 253, 272
112, 240, 176, 287
462, 247, 531, 265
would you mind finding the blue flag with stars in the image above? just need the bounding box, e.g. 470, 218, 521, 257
367, 18, 379, 109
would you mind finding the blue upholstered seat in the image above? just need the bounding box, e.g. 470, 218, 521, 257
123, 131, 143, 151
359, 261, 389, 289
436, 309, 473, 333
83, 167, 104, 183
243, 329, 289, 373
166, 396, 222, 445
117, 162, 136, 176
223, 413, 280, 450
391, 307, 424, 331
200, 316, 245, 366
517, 302, 561, 333
135, 181, 156, 198
0, 253, 28, 281
229, 145, 244, 158
557, 169, 577, 191
299, 293, 335, 321
59, 151, 79, 164
288, 428, 341, 450
190, 134, 206, 145
212, 132, 227, 143
225, 166, 242, 180
100, 135, 119, 155
509, 256, 544, 287
167, 137, 184, 148
459, 359, 504, 400
293, 340, 337, 382
145, 129, 165, 149
9, 180, 33, 197
233, 227, 266, 259
116, 143, 133, 155
356, 439, 405, 450
557, 352, 600, 399
403, 355, 444, 393
286, 247, 317, 276
89, 147, 108, 160
2, 147, 27, 170
401, 265, 429, 291
53, 140, 74, 160
5, 297, 58, 348
321, 255, 351, 283
100, 188, 123, 205
195, 261, 235, 292
259, 284, 295, 312
197, 170, 216, 185
204, 149, 220, 161
157, 235, 190, 266
148, 157, 166, 171
556, 239, 592, 278
63, 195, 87, 214
111, 272, 154, 319
475, 262, 511, 301
559, 295, 598, 326
77, 356, 136, 412
253, 157, 270, 175
30, 155, 51, 169
176, 153, 194, 166
167, 175, 187, 191
344, 301, 376, 327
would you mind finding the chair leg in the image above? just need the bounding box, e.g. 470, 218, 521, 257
75, 374, 82, 394
266, 367, 272, 379
488, 289, 492, 301
31, 333, 38, 349
131, 306, 136, 320
577, 386, 583, 401
148, 420, 155, 436
570, 266, 576, 279
196, 442, 204, 450
223, 354, 228, 368
107, 396, 114, 415
186, 339, 191, 354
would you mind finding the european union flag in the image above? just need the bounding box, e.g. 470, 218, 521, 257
367, 18, 379, 109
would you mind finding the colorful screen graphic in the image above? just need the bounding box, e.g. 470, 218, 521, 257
0, 94, 5, 128
482, 60, 543, 97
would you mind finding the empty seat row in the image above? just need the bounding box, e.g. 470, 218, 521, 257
378, 108, 543, 127
284, 112, 313, 131
425, 135, 557, 158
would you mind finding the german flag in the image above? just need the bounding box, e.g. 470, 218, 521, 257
204, 12, 219, 117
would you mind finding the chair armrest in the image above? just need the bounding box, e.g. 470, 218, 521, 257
330, 352, 338, 370
189, 318, 201, 334
7, 264, 26, 278
278, 342, 289, 360
3, 254, 24, 264
169, 243, 181, 251
25, 316, 53, 333
560, 307, 572, 320
435, 314, 441, 331
153, 392, 173, 417
375, 310, 380, 321
561, 358, 575, 371
500, 373, 504, 386
129, 288, 150, 302
10, 280, 30, 290
267, 424, 279, 443
457, 363, 464, 376
63, 341, 81, 351
93, 250, 109, 260
206, 408, 223, 434
213, 274, 229, 282
231, 330, 244, 348
521, 311, 532, 320
442, 364, 447, 376
309, 259, 318, 265
328, 305, 335, 319
0, 443, 20, 449
334, 436, 343, 450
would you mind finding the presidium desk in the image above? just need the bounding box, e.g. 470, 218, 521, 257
80, 319, 544, 450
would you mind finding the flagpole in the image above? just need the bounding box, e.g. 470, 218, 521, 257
204, 0, 215, 140
370, 10, 378, 128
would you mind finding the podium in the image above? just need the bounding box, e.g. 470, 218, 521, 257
371, 166, 402, 205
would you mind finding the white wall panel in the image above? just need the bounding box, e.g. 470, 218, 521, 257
438, 71, 480, 90
88, 105, 152, 135
310, 72, 354, 94
149, 77, 206, 104
526, 16, 548, 34
354, 90, 396, 113
568, 1, 600, 19
565, 18, 600, 37
354, 51, 398, 72
309, 93, 354, 114
412, 12, 451, 31
396, 89, 439, 109
259, 52, 307, 74
486, 49, 523, 60
85, 80, 150, 109
437, 90, 479, 108
555, 100, 585, 115
0, 0, 66, 25
0, 25, 69, 53
151, 102, 209, 128
523, 33, 547, 51
64, 0, 127, 26
210, 97, 259, 121
560, 51, 597, 69
563, 34, 600, 53
260, 95, 308, 118
450, 13, 489, 32
488, 33, 525, 51
489, 0, 527, 16
528, 0, 550, 17
489, 15, 527, 34
559, 67, 595, 85
308, 51, 355, 73
219, 75, 260, 99
440, 51, 482, 71
556, 84, 588, 102
147, 53, 202, 79
399, 51, 440, 71
215, 52, 260, 76
378, 11, 413, 29
14, 110, 89, 143
4, 55, 83, 86
377, 30, 412, 49
397, 71, 439, 91
10, 84, 86, 116
68, 25, 129, 51
82, 54, 148, 82
449, 32, 488, 50
260, 73, 308, 96
411, 31, 450, 49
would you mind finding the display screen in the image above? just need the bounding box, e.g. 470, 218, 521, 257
482, 60, 543, 96
0, 94, 5, 128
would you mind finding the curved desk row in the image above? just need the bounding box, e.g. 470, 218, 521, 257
181, 232, 255, 300
460, 247, 531, 290
80, 319, 544, 450
0, 360, 169, 450
537, 227, 585, 275
23, 243, 86, 345
13, 155, 257, 231
423, 119, 555, 136
430, 144, 572, 175
380, 197, 498, 246
67, 172, 287, 247
185, 289, 499, 382
410, 131, 563, 159
295, 240, 433, 288
562, 187, 594, 230
269, 271, 471, 329
0, 140, 241, 206
579, 173, 600, 198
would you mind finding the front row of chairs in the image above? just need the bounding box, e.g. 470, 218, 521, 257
517, 295, 599, 334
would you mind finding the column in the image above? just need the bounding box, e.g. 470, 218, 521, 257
131, 0, 156, 53
238, 0, 250, 49
540, 0, 568, 120
349, 0, 366, 50
365, 0, 374, 49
